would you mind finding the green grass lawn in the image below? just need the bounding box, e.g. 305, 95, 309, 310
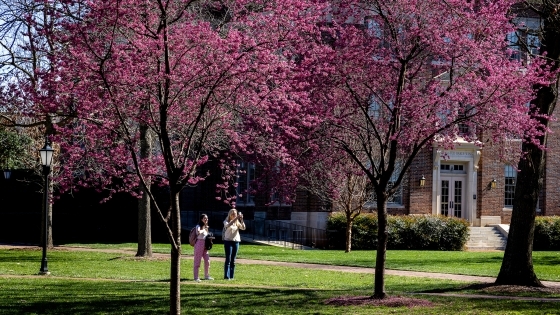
62, 241, 560, 281
2, 276, 559, 315
1, 246, 560, 314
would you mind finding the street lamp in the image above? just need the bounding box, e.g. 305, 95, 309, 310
3, 169, 10, 180
38, 139, 54, 275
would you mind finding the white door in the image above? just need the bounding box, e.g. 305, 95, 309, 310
440, 177, 465, 218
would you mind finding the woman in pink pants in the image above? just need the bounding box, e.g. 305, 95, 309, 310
193, 214, 214, 282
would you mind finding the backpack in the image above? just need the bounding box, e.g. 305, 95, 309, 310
189, 227, 197, 247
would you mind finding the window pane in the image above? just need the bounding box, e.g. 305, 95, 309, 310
504, 165, 516, 207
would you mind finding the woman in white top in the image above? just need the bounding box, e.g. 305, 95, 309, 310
223, 208, 246, 280
193, 214, 213, 282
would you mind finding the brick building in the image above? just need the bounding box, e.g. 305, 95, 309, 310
385, 121, 560, 227
266, 122, 560, 230
180, 4, 558, 231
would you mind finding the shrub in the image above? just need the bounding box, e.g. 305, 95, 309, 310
353, 214, 378, 249
534, 216, 560, 250
327, 213, 469, 251
326, 213, 348, 249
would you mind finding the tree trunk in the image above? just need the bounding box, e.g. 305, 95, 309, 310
496, 2, 559, 287
345, 217, 353, 253
495, 141, 545, 286
169, 190, 182, 315
136, 123, 152, 257
373, 196, 388, 299
496, 82, 555, 286
136, 184, 152, 257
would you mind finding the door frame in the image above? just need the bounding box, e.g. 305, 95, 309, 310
432, 148, 480, 225
439, 176, 466, 218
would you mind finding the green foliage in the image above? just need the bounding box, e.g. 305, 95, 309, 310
327, 213, 469, 251
326, 213, 348, 249
0, 127, 33, 169
534, 216, 560, 250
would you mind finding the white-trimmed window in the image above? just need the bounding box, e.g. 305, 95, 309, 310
527, 33, 540, 56
504, 165, 517, 207
507, 31, 521, 61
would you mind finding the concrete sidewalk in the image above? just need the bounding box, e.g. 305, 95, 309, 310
235, 257, 560, 289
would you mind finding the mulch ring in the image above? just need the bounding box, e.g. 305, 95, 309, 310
481, 284, 560, 295
325, 295, 434, 308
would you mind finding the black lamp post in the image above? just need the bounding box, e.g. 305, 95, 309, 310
38, 140, 54, 275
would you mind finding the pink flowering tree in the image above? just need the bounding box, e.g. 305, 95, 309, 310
297, 131, 372, 253
0, 0, 84, 248
304, 0, 550, 298
48, 1, 324, 314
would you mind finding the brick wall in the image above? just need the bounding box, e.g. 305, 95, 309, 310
291, 189, 330, 213
476, 137, 507, 222
544, 119, 560, 216
408, 147, 433, 215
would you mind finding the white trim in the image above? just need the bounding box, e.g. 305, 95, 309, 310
432, 147, 479, 223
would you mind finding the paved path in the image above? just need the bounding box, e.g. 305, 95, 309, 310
234, 258, 560, 288
2, 244, 559, 290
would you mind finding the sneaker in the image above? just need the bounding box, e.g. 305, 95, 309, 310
194, 278, 201, 282
204, 276, 214, 280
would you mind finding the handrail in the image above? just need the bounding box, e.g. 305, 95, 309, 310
182, 211, 327, 249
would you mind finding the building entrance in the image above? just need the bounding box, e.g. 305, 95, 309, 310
432, 148, 480, 225
440, 176, 465, 218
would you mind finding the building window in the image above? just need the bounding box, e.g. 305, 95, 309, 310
387, 179, 402, 205
504, 165, 517, 207
507, 27, 541, 64
507, 31, 521, 61
441, 164, 465, 174
236, 161, 255, 206
364, 16, 382, 38
368, 96, 381, 119
527, 33, 540, 56
369, 168, 403, 206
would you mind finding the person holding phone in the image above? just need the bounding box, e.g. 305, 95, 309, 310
223, 208, 246, 280
193, 214, 214, 282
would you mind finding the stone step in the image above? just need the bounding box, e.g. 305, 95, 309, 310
467, 246, 505, 250
466, 226, 508, 251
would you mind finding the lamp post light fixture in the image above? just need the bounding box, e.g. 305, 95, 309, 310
490, 178, 497, 190
38, 139, 54, 275
419, 175, 426, 187
3, 169, 10, 180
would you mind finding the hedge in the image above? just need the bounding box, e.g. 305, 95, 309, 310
534, 216, 560, 250
326, 213, 469, 251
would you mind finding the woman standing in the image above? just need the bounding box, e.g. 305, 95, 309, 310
193, 214, 214, 282
223, 208, 245, 280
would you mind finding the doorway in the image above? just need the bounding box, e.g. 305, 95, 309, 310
440, 177, 465, 218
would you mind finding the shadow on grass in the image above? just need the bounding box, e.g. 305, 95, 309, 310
418, 282, 496, 293
534, 255, 560, 266
1, 277, 560, 314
